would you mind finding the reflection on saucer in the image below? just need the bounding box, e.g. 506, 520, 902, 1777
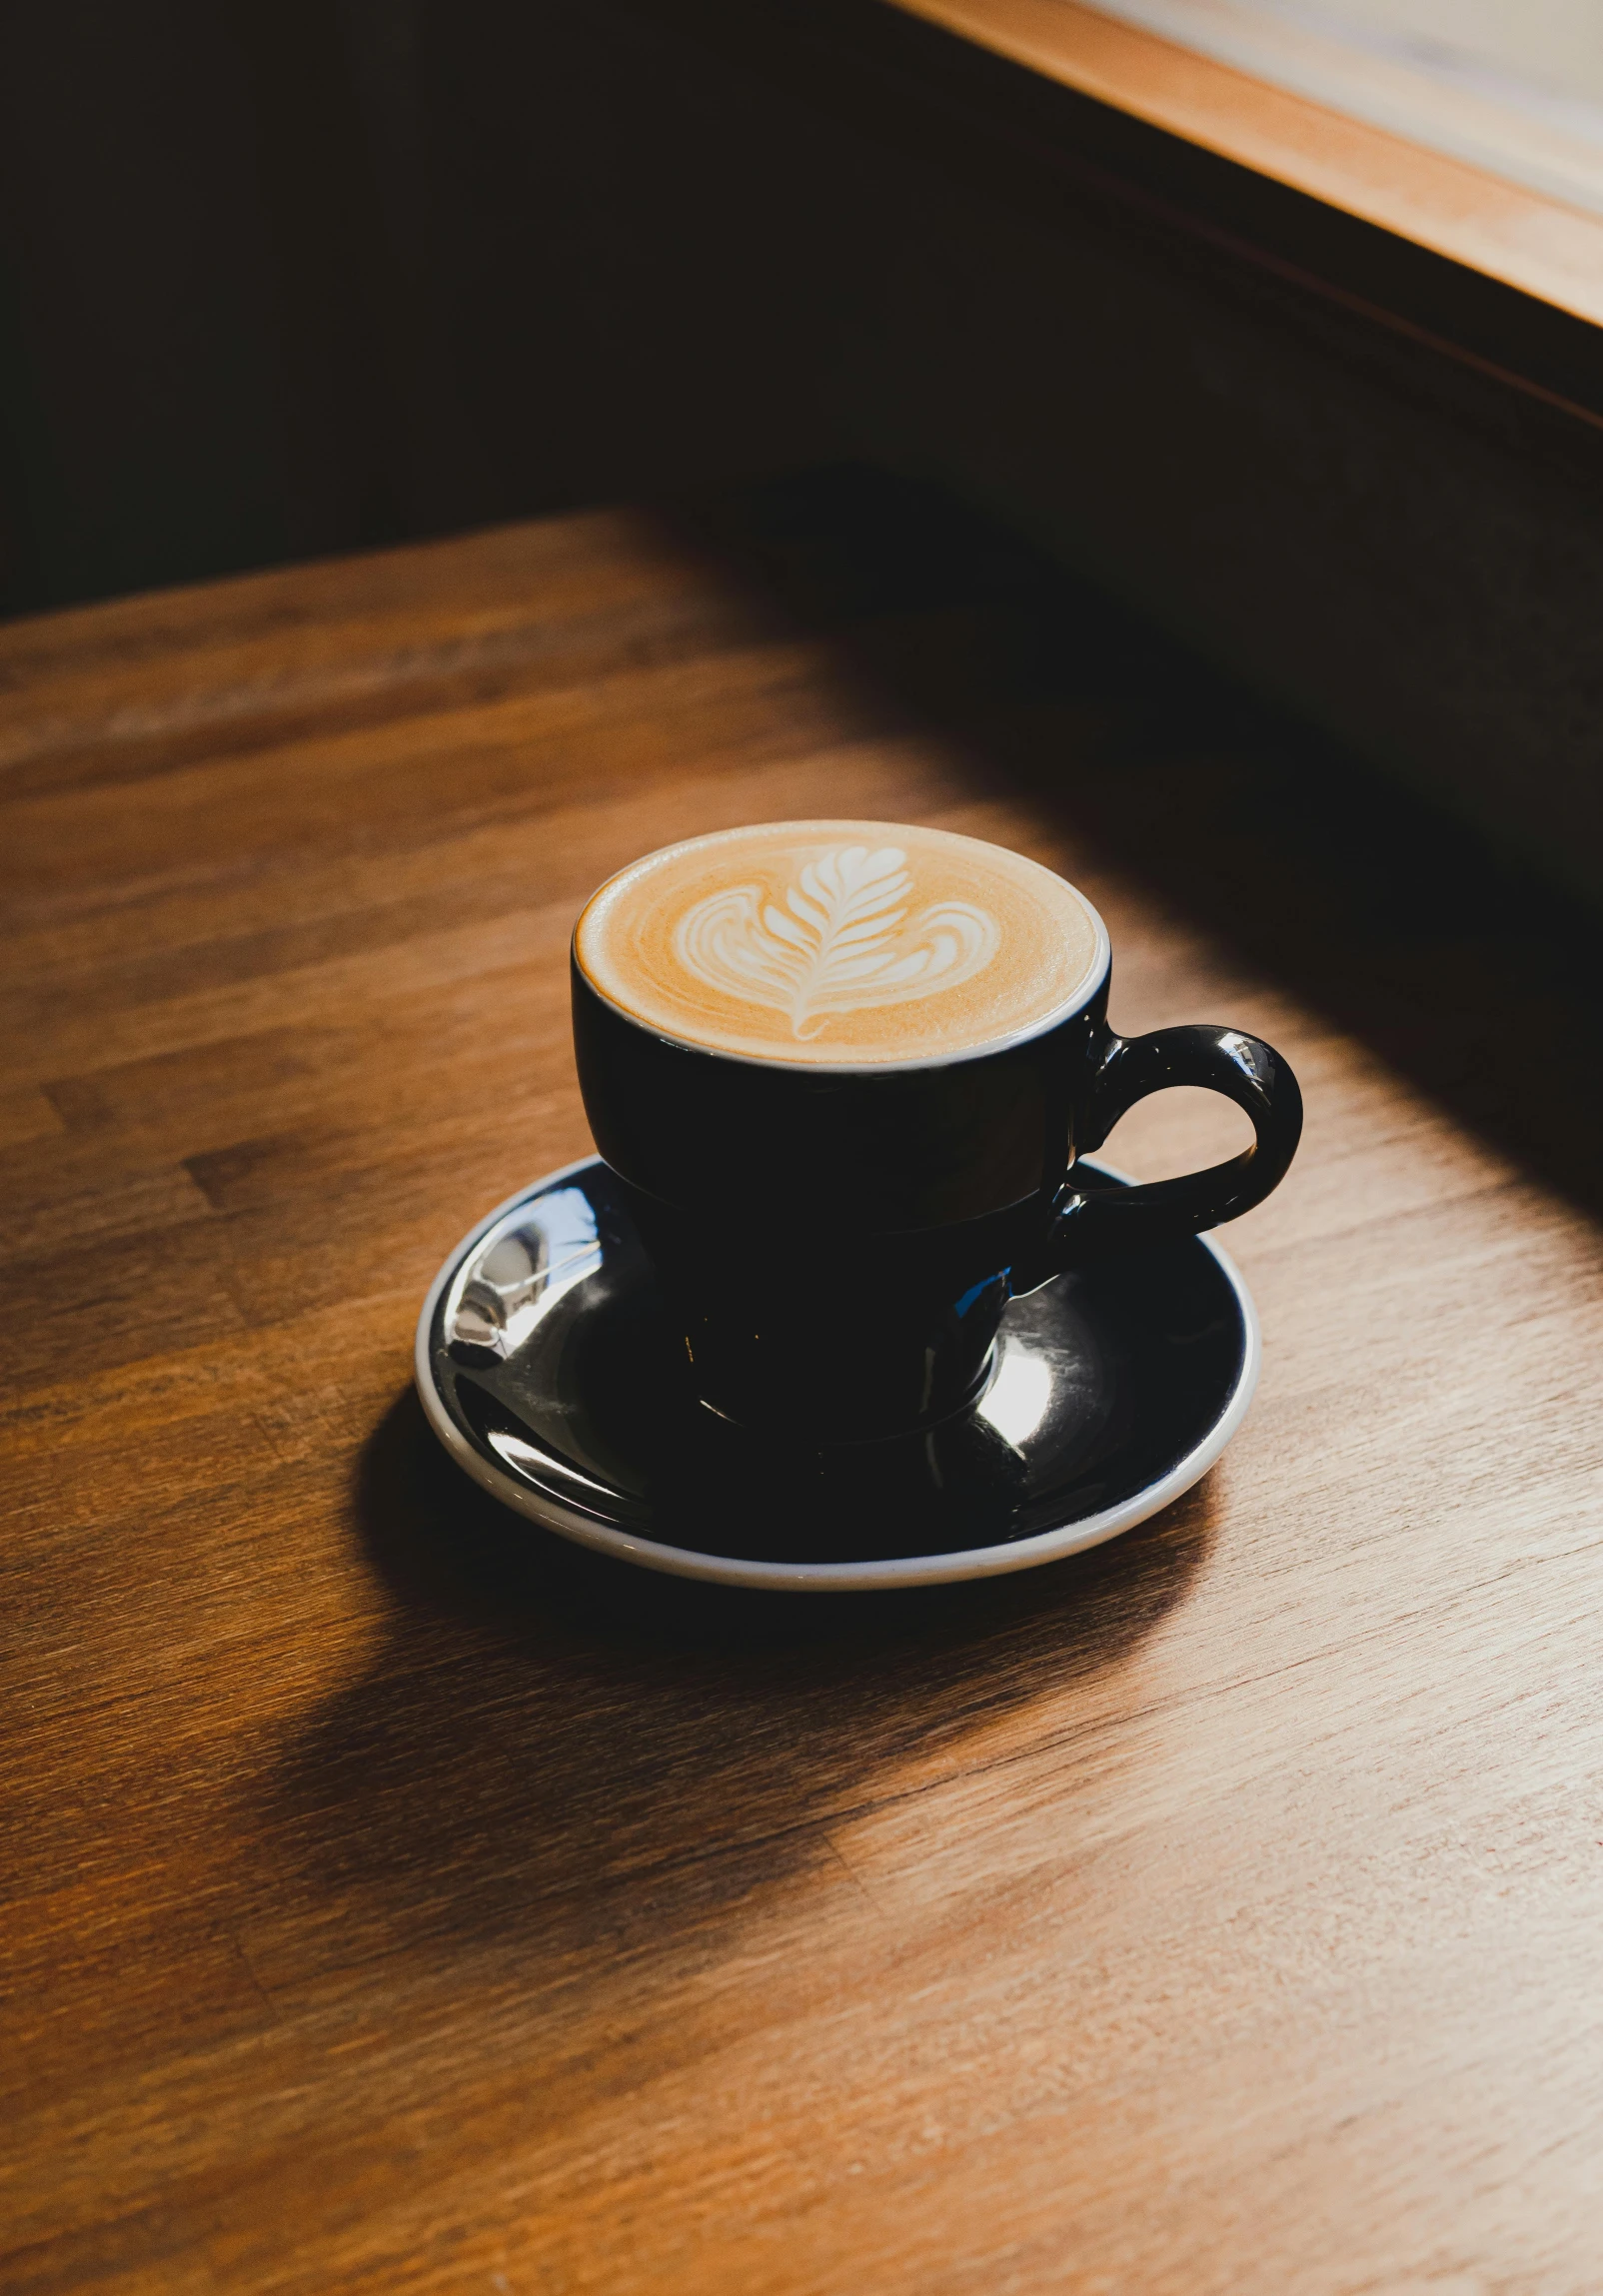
975, 1347, 1054, 1451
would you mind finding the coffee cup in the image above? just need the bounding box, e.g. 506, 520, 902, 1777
572, 819, 1301, 1442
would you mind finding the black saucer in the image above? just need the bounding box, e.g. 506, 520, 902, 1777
415, 1156, 1258, 1591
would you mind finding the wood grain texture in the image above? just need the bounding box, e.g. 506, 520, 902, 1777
4, 469, 1603, 2295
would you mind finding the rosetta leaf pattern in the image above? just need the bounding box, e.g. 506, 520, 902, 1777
674, 844, 1000, 1039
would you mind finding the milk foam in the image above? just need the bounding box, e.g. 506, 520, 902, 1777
575, 821, 1106, 1065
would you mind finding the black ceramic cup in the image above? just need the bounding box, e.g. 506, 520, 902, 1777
572, 838, 1301, 1443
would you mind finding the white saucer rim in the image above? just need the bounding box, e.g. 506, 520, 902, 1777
413, 1155, 1260, 1593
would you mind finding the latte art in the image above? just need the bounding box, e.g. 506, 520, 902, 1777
674, 844, 1000, 1040
575, 820, 1106, 1066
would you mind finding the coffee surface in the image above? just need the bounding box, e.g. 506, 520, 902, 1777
575, 820, 1106, 1064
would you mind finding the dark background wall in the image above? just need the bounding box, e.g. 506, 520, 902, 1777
0, 0, 854, 616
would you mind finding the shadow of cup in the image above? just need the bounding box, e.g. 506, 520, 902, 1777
256, 1388, 1218, 1976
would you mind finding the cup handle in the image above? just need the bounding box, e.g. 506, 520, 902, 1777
1044, 1024, 1303, 1268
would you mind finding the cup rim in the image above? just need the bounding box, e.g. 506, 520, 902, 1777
571, 826, 1113, 1076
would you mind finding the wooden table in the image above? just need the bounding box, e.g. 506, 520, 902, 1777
5, 471, 1602, 2294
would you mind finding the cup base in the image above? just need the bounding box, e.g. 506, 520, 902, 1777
692, 1344, 1002, 1447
